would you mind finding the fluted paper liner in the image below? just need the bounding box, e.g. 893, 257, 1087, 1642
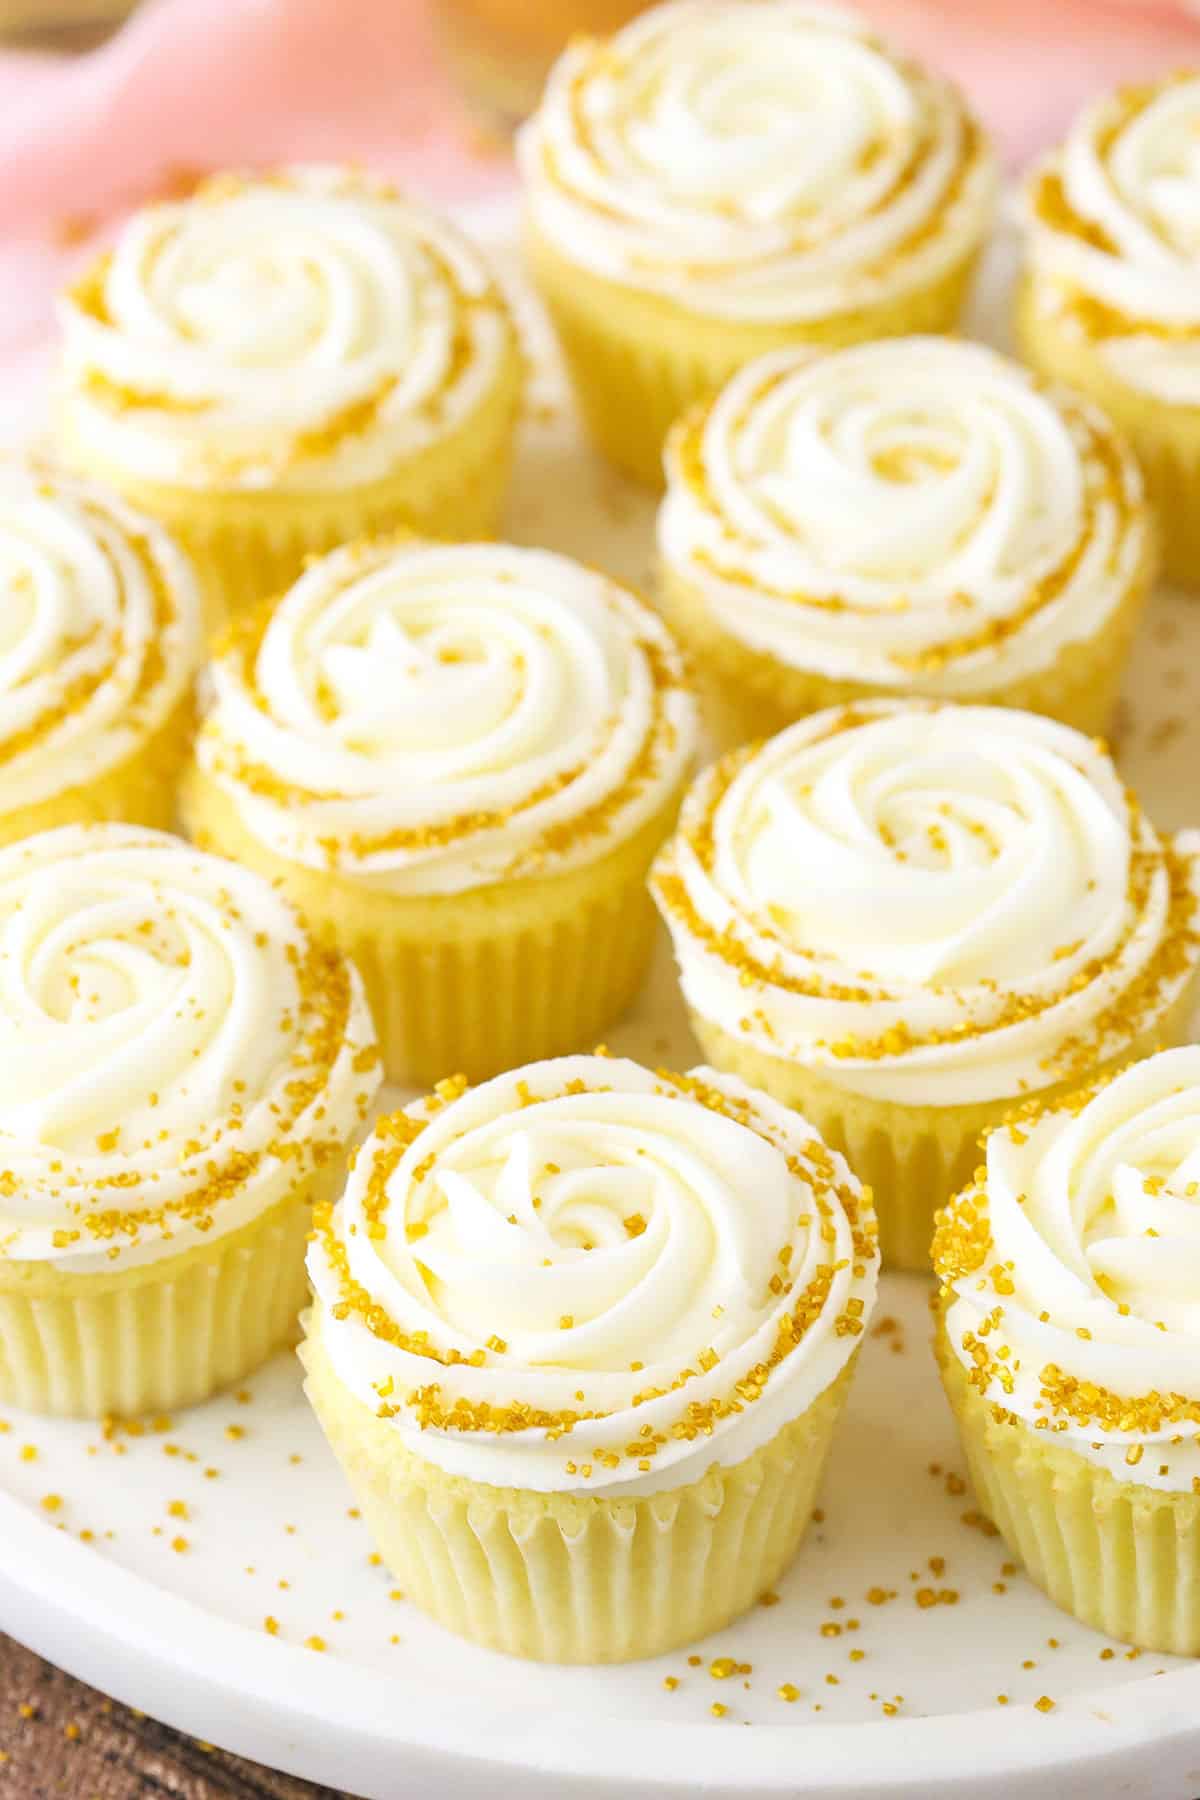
657, 533, 1155, 752
301, 1305, 856, 1663
1016, 275, 1200, 590
183, 768, 685, 1086
688, 981, 1197, 1272
938, 1320, 1200, 1655
526, 225, 981, 488
55, 350, 523, 627
0, 1185, 321, 1419
0, 692, 195, 849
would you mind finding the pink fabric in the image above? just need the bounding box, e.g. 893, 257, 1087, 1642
1, 0, 1199, 427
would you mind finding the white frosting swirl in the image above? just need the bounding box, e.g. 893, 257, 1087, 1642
193, 539, 697, 896
659, 340, 1150, 690
0, 459, 203, 817
307, 1055, 878, 1496
652, 703, 1200, 1107
1026, 74, 1200, 403
939, 1046, 1200, 1493
518, 0, 996, 322
0, 824, 380, 1272
56, 166, 517, 490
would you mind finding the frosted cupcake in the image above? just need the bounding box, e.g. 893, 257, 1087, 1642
0, 458, 203, 846
302, 1052, 878, 1662
651, 701, 1200, 1269
0, 823, 379, 1418
1018, 73, 1200, 585
659, 339, 1156, 747
518, 0, 997, 484
55, 167, 523, 619
182, 538, 697, 1083
936, 1046, 1200, 1653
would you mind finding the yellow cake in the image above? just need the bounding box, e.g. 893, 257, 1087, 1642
301, 1052, 879, 1661
1017, 73, 1200, 586
0, 823, 380, 1418
935, 1046, 1200, 1654
658, 338, 1156, 748
182, 536, 698, 1083
54, 167, 524, 622
651, 700, 1200, 1269
0, 457, 204, 846
517, 0, 997, 485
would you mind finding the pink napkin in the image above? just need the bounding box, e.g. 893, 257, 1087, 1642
2, 0, 1199, 434
0, 0, 509, 431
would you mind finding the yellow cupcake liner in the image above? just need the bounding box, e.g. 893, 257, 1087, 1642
55, 349, 524, 629
937, 1321, 1200, 1654
657, 539, 1155, 753
183, 766, 684, 1086
526, 224, 981, 487
301, 1304, 855, 1663
688, 982, 1196, 1272
1016, 275, 1200, 590
0, 691, 195, 850
0, 1182, 329, 1419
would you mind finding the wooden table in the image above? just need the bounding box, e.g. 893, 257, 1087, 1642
0, 1635, 347, 1798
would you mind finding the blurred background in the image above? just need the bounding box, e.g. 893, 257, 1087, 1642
0, 0, 1199, 427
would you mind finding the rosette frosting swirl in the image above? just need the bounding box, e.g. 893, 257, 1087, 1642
194, 539, 697, 895
937, 1047, 1200, 1491
1026, 73, 1200, 402
0, 824, 380, 1272
307, 1054, 878, 1495
57, 166, 517, 489
0, 459, 202, 816
660, 340, 1150, 689
518, 0, 996, 321
652, 703, 1200, 1107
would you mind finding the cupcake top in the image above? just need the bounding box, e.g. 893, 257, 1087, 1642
517, 0, 996, 322
0, 824, 380, 1273
192, 537, 698, 895
1026, 72, 1200, 404
936, 1046, 1200, 1493
659, 339, 1152, 692
652, 701, 1200, 1108
307, 1053, 878, 1495
0, 459, 203, 820
57, 166, 518, 491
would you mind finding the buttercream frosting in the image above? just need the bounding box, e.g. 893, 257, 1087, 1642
1026, 73, 1200, 404
938, 1046, 1200, 1492
659, 339, 1150, 690
518, 0, 997, 322
0, 458, 203, 816
193, 537, 697, 896
307, 1054, 878, 1496
57, 166, 517, 490
652, 702, 1200, 1107
0, 824, 380, 1273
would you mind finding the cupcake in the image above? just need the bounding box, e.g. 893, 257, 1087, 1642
659, 339, 1156, 748
302, 1052, 878, 1662
55, 167, 524, 621
651, 701, 1200, 1270
1018, 74, 1200, 586
0, 823, 380, 1418
182, 538, 697, 1084
0, 457, 203, 847
936, 1046, 1200, 1654
518, 0, 997, 485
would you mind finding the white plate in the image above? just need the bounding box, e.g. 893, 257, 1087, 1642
2, 200, 1200, 1800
